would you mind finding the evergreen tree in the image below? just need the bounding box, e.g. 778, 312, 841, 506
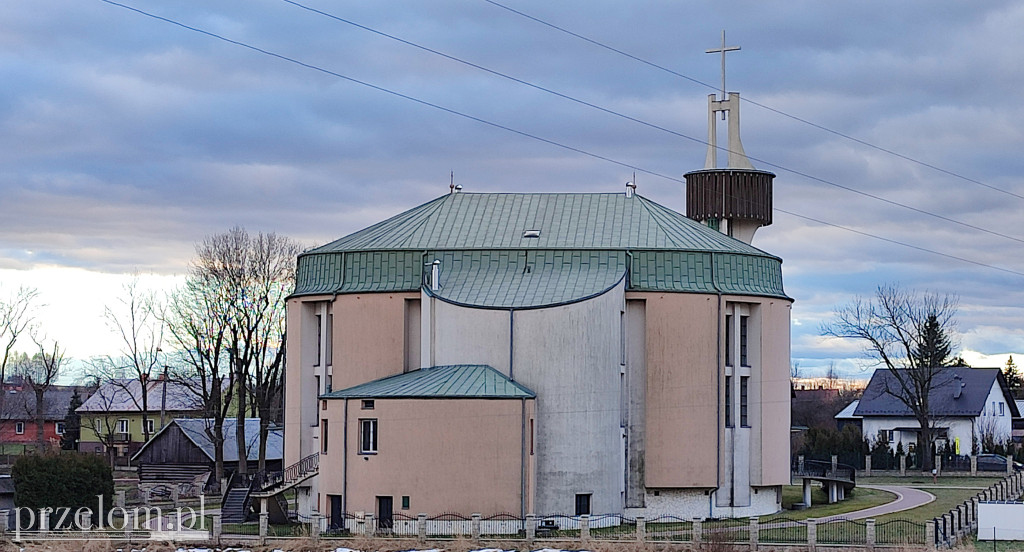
912, 314, 953, 368
60, 388, 83, 451
1004, 355, 1023, 398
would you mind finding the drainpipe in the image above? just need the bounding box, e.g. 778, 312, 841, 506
710, 251, 723, 516
342, 398, 349, 516
520, 398, 527, 520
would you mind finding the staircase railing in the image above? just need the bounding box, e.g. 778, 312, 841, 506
253, 452, 320, 493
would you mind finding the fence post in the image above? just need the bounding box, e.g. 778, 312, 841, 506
925, 519, 935, 550
1009, 455, 1015, 476
525, 514, 536, 542
692, 518, 702, 543
580, 514, 590, 541
0, 510, 7, 536
807, 518, 817, 552
471, 513, 481, 540
40, 508, 49, 534
212, 512, 222, 543
831, 455, 838, 474
971, 497, 979, 530
749, 516, 759, 551
899, 454, 906, 476
865, 455, 872, 476
366, 513, 375, 537
944, 513, 953, 545
798, 455, 805, 473
311, 513, 321, 540
636, 516, 645, 543
935, 455, 942, 476
417, 513, 427, 541
971, 455, 977, 476
259, 510, 268, 545
865, 518, 875, 550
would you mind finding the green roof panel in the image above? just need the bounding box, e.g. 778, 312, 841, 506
322, 364, 536, 399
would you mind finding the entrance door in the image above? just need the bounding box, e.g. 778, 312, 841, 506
376, 496, 394, 531
328, 495, 342, 529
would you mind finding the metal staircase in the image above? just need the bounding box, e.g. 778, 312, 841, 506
250, 452, 320, 498
221, 486, 253, 524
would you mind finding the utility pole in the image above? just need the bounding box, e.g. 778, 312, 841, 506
160, 364, 169, 428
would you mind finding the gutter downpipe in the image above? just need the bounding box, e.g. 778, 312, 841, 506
520, 397, 527, 522
710, 251, 723, 517
509, 309, 515, 380
342, 398, 349, 517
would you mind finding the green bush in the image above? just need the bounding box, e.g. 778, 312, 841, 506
11, 453, 114, 512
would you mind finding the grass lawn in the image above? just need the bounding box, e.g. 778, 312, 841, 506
963, 536, 1024, 552
860, 475, 1006, 487
780, 485, 896, 520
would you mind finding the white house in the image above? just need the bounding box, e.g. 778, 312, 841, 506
855, 367, 1019, 456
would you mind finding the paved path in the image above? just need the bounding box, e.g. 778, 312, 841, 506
819, 485, 935, 521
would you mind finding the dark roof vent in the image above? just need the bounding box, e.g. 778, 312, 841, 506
523, 230, 540, 238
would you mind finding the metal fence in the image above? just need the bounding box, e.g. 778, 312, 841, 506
276, 511, 926, 547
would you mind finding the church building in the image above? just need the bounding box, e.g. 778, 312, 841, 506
283, 76, 792, 525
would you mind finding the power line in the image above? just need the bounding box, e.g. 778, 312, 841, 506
481, 0, 1024, 203
277, 0, 1024, 248
96, 0, 1024, 280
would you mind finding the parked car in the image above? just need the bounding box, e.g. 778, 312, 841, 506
976, 453, 1023, 471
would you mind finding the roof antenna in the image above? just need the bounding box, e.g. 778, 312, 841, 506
450, 171, 454, 193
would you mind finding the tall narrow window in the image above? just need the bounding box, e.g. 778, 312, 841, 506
326, 313, 333, 367
724, 375, 733, 428
724, 315, 733, 366
620, 311, 626, 366
740, 316, 749, 367
321, 419, 329, 453
315, 314, 322, 366
740, 376, 749, 427
360, 419, 378, 454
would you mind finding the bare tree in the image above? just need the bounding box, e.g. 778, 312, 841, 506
92, 278, 165, 443
17, 335, 64, 450
0, 286, 41, 446
190, 228, 299, 476
825, 361, 839, 389
165, 274, 235, 489
822, 284, 959, 471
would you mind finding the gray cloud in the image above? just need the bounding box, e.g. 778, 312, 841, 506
3, 0, 1024, 368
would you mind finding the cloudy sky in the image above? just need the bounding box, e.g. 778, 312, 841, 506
3, 0, 1023, 379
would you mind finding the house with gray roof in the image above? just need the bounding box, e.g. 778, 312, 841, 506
76, 377, 205, 461
855, 367, 1019, 456
0, 384, 92, 453
131, 418, 283, 488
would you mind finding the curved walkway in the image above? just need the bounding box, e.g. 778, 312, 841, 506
819, 485, 935, 521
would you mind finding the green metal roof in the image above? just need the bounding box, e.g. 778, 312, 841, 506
293, 192, 789, 303
311, 193, 770, 254
321, 364, 536, 399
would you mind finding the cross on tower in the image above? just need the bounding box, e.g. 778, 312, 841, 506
705, 30, 740, 102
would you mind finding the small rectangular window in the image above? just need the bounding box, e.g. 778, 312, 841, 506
401, 496, 410, 510
15, 422, 24, 435
724, 315, 733, 367
740, 376, 749, 427
118, 419, 129, 434
321, 400, 327, 411
740, 316, 749, 367
361, 400, 375, 410
55, 422, 65, 435
999, 402, 1005, 416
360, 419, 378, 454
145, 419, 155, 434
574, 493, 591, 515
321, 419, 329, 454
724, 375, 733, 428
530, 419, 535, 455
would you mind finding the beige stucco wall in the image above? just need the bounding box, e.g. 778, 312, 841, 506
635, 292, 720, 488
332, 293, 418, 391
635, 292, 792, 490
318, 397, 534, 516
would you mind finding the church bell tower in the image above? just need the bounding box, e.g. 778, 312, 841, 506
685, 31, 775, 245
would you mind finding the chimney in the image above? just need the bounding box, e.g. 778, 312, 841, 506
430, 260, 441, 291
